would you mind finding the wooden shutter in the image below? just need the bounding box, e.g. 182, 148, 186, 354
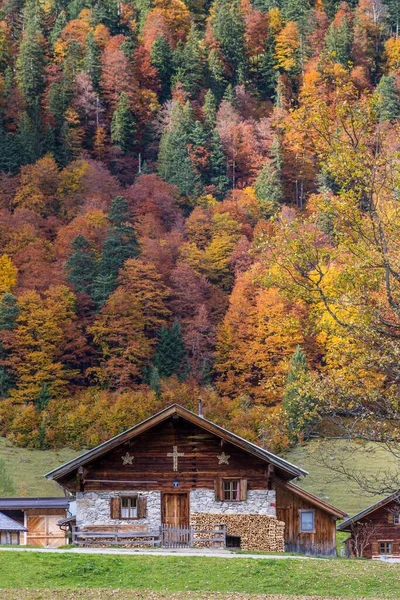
388, 511, 394, 524
215, 478, 224, 501
137, 495, 147, 519
239, 479, 248, 501
110, 497, 121, 519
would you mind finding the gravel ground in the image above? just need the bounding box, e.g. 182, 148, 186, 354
1, 591, 377, 600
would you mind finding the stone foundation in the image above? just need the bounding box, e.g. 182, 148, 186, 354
76, 491, 161, 531
190, 513, 285, 552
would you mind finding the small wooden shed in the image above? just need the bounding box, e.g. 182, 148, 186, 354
275, 481, 347, 556
0, 511, 27, 545
0, 497, 69, 547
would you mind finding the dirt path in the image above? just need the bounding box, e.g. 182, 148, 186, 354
0, 547, 313, 559
2, 592, 364, 600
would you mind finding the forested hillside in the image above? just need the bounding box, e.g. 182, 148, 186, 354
0, 0, 399, 453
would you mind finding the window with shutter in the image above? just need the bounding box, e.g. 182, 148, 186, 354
121, 496, 138, 518
216, 479, 247, 502
394, 513, 400, 525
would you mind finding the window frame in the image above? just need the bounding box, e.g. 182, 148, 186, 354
379, 541, 393, 555
393, 512, 400, 525
120, 495, 138, 519
223, 479, 241, 502
215, 477, 247, 502
299, 509, 315, 533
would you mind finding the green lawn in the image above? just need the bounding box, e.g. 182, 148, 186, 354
0, 553, 399, 598
0, 437, 81, 496
284, 439, 397, 515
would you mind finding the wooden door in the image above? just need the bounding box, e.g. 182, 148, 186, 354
162, 493, 189, 527
27, 515, 66, 548
161, 493, 190, 547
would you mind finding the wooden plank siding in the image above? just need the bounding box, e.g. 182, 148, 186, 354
275, 480, 338, 557
25, 509, 66, 548
58, 418, 272, 493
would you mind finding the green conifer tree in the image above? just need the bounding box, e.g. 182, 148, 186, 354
0, 294, 20, 398
158, 101, 200, 196
375, 75, 400, 122
383, 0, 400, 37
111, 92, 136, 152
283, 346, 317, 445
65, 235, 97, 298
49, 9, 67, 47
211, 0, 246, 86
151, 36, 174, 102
94, 196, 140, 305
149, 366, 162, 398
207, 48, 227, 100
16, 0, 45, 132
16, 112, 37, 165
254, 161, 283, 216
84, 31, 101, 89
324, 16, 353, 67
153, 321, 188, 380
172, 25, 204, 97
209, 129, 229, 197
36, 382, 51, 411
203, 89, 218, 130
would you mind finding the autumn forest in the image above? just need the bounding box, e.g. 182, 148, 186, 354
0, 0, 399, 452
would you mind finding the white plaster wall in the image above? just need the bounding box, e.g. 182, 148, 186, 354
190, 489, 276, 515
76, 491, 161, 531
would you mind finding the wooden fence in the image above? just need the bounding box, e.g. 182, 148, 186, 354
72, 525, 226, 549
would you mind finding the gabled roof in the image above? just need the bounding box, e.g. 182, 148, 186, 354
283, 481, 348, 519
0, 512, 27, 532
338, 491, 400, 531
0, 497, 69, 510
46, 404, 308, 481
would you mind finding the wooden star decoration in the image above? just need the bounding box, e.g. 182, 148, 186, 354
121, 452, 134, 465
217, 452, 230, 465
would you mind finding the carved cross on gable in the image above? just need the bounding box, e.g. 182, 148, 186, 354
167, 445, 184, 472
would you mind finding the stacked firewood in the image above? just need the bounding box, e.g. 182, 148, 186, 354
191, 513, 285, 552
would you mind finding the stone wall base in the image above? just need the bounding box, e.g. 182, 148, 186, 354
191, 512, 285, 552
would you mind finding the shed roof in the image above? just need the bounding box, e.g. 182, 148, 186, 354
337, 491, 400, 532
0, 512, 27, 532
283, 481, 348, 519
0, 497, 69, 510
46, 404, 308, 481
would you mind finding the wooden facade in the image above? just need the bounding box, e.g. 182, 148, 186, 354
338, 493, 400, 559
58, 418, 284, 494
275, 481, 343, 557
47, 404, 347, 556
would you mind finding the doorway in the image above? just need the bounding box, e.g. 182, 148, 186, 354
161, 493, 190, 547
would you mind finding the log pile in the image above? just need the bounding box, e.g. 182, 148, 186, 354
191, 513, 285, 552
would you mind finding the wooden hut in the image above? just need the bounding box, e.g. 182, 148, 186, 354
46, 403, 346, 555
338, 491, 400, 559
